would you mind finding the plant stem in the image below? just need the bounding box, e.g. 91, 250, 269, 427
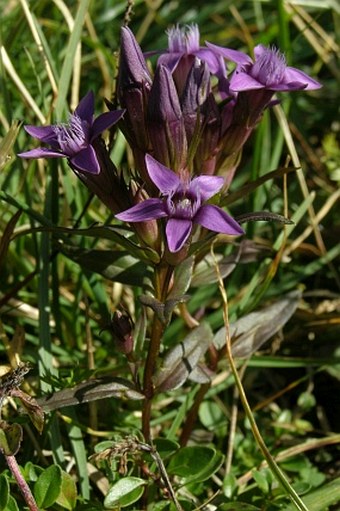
142, 263, 173, 441
179, 382, 210, 446
6, 454, 39, 511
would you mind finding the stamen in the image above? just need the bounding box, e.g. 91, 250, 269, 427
251, 46, 286, 86
53, 114, 88, 155
167, 24, 200, 54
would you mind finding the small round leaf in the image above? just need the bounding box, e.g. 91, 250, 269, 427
34, 464, 62, 508
104, 477, 146, 508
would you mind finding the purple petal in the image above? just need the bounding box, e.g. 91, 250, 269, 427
269, 81, 306, 92
253, 44, 267, 59
145, 154, 180, 193
24, 125, 58, 144
230, 72, 264, 91
18, 147, 65, 159
91, 110, 125, 140
75, 91, 95, 122
116, 199, 167, 222
157, 53, 182, 73
206, 43, 252, 66
194, 204, 244, 235
194, 48, 226, 77
190, 175, 224, 201
70, 145, 100, 174
284, 66, 321, 90
166, 218, 192, 252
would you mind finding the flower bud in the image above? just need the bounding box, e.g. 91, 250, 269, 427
109, 310, 134, 355
130, 181, 160, 251
181, 60, 221, 175
147, 65, 187, 173
117, 27, 152, 184
71, 138, 130, 214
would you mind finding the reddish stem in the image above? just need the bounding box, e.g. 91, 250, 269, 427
5, 454, 39, 511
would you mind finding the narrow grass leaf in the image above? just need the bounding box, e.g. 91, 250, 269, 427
283, 477, 340, 511
55, 0, 91, 119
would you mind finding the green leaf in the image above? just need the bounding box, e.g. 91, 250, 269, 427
213, 290, 301, 355
0, 474, 9, 510
55, 471, 77, 510
192, 250, 239, 287
154, 323, 213, 392
0, 121, 22, 170
283, 477, 340, 511
0, 209, 22, 273
199, 400, 225, 432
252, 468, 271, 494
104, 477, 146, 508
167, 257, 195, 298
54, 0, 91, 119
4, 496, 19, 511
60, 246, 149, 285
218, 503, 261, 510
37, 377, 144, 412
153, 438, 179, 460
34, 464, 62, 508
167, 446, 223, 483
0, 421, 23, 456
223, 473, 237, 499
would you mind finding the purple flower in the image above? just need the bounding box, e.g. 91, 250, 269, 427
156, 24, 228, 94
116, 154, 243, 252
18, 91, 124, 174
206, 43, 321, 92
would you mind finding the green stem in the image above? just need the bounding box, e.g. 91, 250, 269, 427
213, 249, 309, 511
142, 264, 173, 441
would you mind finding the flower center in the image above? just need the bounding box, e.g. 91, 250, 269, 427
167, 24, 200, 54
54, 114, 89, 156
165, 184, 200, 220
250, 47, 286, 86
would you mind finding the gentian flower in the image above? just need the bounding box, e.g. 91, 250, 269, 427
18, 91, 124, 174
116, 154, 243, 253
208, 43, 321, 178
206, 43, 321, 92
156, 24, 228, 94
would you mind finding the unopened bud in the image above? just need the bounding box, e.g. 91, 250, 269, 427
109, 310, 134, 355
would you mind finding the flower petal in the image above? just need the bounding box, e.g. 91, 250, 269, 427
145, 154, 180, 193
70, 145, 100, 174
75, 91, 95, 122
157, 53, 182, 73
190, 175, 224, 201
206, 43, 252, 66
284, 66, 321, 90
194, 48, 226, 77
230, 72, 264, 91
91, 110, 125, 140
24, 125, 58, 144
166, 218, 192, 252
194, 204, 244, 235
18, 147, 65, 159
116, 199, 167, 222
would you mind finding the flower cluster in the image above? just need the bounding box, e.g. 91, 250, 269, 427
19, 24, 321, 255
118, 25, 320, 181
